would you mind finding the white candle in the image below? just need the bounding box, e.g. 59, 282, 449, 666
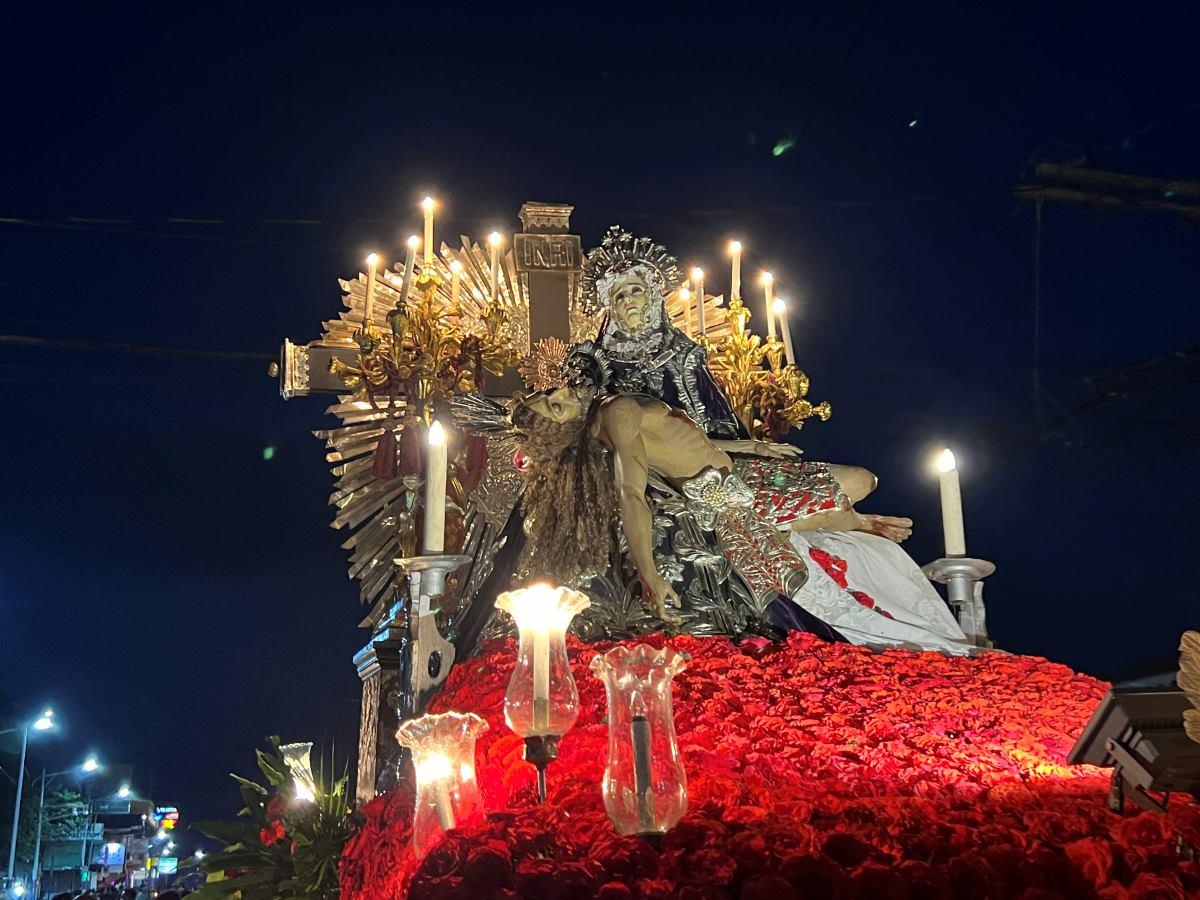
678, 286, 693, 335
936, 449, 966, 556
488, 232, 502, 301
418, 753, 456, 831
421, 197, 435, 265
773, 298, 796, 365
449, 259, 463, 307
761, 272, 775, 340
532, 622, 550, 733
690, 268, 704, 337
363, 253, 379, 328
401, 235, 419, 304
423, 421, 447, 553
729, 241, 742, 301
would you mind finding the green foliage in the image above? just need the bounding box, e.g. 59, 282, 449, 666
187, 737, 352, 900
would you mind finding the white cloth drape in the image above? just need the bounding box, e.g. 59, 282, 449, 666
785, 530, 974, 655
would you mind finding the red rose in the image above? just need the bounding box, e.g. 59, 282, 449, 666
1128, 872, 1186, 899
597, 884, 633, 900
462, 842, 513, 893
851, 862, 910, 900
680, 849, 738, 886
259, 819, 286, 846
821, 832, 873, 868
1065, 838, 1115, 888
739, 875, 798, 900
779, 854, 847, 895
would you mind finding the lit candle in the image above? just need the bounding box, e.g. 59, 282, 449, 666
678, 286, 693, 335
449, 259, 463, 307
936, 449, 966, 556
401, 235, 420, 304
488, 231, 502, 301
690, 268, 704, 336
760, 271, 775, 340
421, 197, 436, 265
773, 298, 796, 365
416, 752, 455, 831
423, 421, 447, 553
363, 252, 379, 328
729, 241, 742, 302
532, 618, 550, 733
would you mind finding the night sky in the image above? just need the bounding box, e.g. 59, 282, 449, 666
2, 4, 1198, 829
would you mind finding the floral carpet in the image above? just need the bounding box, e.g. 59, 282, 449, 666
341, 633, 1200, 899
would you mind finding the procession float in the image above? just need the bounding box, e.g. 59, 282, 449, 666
192, 201, 1200, 899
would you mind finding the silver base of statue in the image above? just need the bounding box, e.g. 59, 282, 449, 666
921, 557, 996, 649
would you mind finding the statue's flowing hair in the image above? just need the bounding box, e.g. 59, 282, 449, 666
511, 396, 618, 583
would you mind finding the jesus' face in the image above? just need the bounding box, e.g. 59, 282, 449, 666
608, 270, 653, 333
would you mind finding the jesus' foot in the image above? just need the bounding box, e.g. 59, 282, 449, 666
856, 513, 913, 543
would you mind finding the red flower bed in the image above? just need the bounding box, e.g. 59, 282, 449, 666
341, 634, 1200, 899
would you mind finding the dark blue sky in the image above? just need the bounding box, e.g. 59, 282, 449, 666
2, 3, 1198, 824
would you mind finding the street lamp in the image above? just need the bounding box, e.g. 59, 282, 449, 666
5, 708, 57, 883
117, 785, 131, 799
30, 757, 102, 900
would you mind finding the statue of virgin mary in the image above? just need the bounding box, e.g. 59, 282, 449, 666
580, 227, 744, 438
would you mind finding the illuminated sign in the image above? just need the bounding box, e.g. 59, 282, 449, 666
152, 807, 180, 830
158, 857, 178, 874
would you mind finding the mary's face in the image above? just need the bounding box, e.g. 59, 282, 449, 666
608, 271, 653, 332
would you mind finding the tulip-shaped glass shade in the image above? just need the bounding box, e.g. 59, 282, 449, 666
395, 711, 488, 857
279, 742, 317, 803
590, 643, 689, 835
494, 583, 591, 738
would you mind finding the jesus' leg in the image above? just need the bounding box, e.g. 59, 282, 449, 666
787, 465, 914, 543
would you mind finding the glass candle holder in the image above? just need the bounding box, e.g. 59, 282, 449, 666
494, 583, 591, 738
395, 711, 488, 857
590, 643, 689, 836
279, 741, 317, 803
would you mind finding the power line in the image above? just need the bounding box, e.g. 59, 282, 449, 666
0, 334, 274, 363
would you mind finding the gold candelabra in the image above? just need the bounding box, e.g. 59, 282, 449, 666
704, 298, 831, 440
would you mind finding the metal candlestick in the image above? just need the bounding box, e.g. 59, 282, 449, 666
395, 553, 471, 706
359, 553, 469, 800
922, 557, 996, 649
523, 735, 561, 804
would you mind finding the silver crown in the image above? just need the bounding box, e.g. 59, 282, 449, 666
578, 226, 683, 315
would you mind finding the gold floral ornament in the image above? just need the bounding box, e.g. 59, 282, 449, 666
331, 266, 522, 423
704, 298, 831, 440
518, 337, 570, 390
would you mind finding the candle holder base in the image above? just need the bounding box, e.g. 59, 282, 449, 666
638, 832, 665, 851
523, 735, 561, 804
921, 557, 996, 649
394, 554, 472, 606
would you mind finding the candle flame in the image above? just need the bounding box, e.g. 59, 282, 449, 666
449, 260, 463, 274
760, 271, 773, 285
690, 266, 704, 281
421, 196, 436, 211
415, 752, 452, 782
729, 240, 742, 254
772, 298, 787, 315
428, 420, 446, 447
366, 252, 379, 266
488, 231, 503, 247
407, 235, 420, 249
678, 286, 692, 300
936, 449, 957, 473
